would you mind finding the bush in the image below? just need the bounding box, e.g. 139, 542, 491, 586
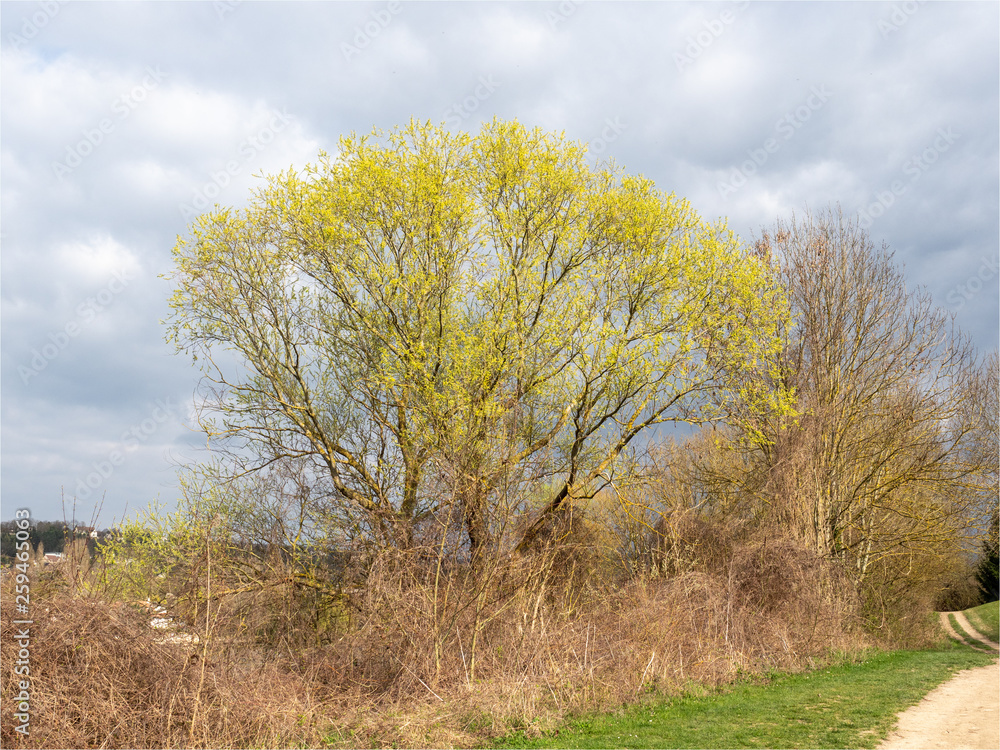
0, 582, 325, 749
974, 509, 999, 604
935, 570, 983, 612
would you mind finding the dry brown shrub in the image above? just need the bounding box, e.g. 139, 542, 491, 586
0, 581, 327, 749
289, 518, 869, 747
650, 510, 735, 577
724, 536, 862, 665
2, 505, 871, 749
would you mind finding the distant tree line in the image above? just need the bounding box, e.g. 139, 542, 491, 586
0, 521, 111, 561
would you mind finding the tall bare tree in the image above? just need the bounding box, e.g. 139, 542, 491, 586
742, 208, 985, 593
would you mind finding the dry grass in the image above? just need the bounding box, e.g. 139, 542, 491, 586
1, 569, 328, 749
289, 525, 867, 747
2, 519, 872, 749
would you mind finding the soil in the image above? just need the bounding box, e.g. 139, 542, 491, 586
878, 613, 999, 750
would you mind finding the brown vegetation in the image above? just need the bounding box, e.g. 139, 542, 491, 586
0, 584, 327, 748
2, 508, 873, 749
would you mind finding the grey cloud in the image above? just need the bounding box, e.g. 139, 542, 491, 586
2, 0, 996, 522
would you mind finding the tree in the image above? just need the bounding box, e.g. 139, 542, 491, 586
975, 509, 999, 604
740, 208, 986, 605
961, 349, 999, 530
0, 520, 67, 560
968, 350, 999, 603
167, 119, 789, 565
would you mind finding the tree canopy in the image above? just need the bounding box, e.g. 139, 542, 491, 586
167, 119, 790, 560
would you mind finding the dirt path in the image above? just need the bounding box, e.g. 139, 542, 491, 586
878, 613, 999, 749
951, 611, 1000, 652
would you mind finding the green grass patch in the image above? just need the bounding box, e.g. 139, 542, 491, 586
495, 645, 996, 749
965, 600, 999, 642
947, 613, 973, 646
945, 612, 988, 649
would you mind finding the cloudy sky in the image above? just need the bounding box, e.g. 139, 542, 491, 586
2, 0, 997, 525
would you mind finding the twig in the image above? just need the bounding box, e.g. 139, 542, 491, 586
391, 653, 444, 702
457, 627, 471, 689
637, 651, 656, 693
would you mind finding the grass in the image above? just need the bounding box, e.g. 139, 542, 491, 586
964, 599, 1000, 642
495, 643, 996, 749
947, 612, 976, 647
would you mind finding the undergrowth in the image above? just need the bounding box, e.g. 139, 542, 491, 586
0, 514, 929, 749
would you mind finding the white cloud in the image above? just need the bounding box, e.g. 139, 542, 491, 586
53, 235, 141, 286
475, 8, 552, 68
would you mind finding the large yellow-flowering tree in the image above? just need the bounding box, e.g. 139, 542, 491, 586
167, 119, 790, 562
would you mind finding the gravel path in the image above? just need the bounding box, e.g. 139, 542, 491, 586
878, 613, 999, 749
